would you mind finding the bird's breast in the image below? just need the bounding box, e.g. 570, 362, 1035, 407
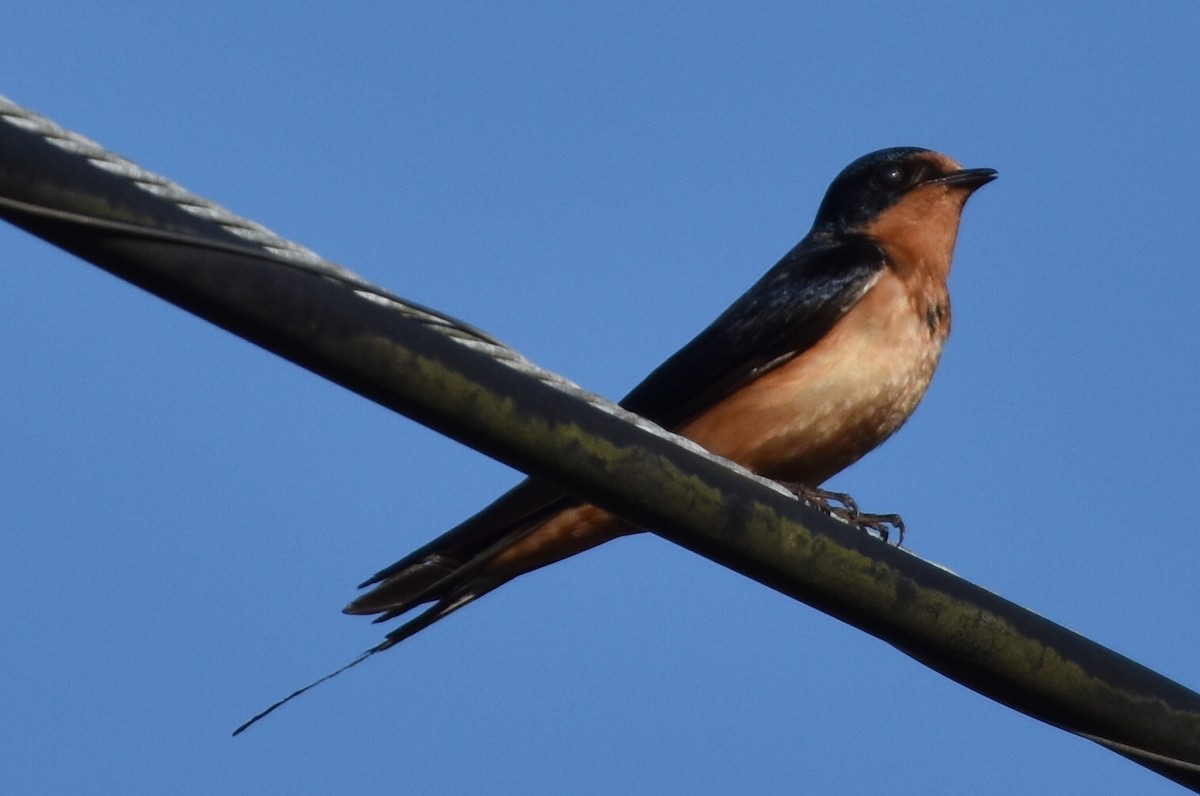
679, 270, 948, 485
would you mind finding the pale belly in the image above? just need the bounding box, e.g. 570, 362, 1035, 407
678, 272, 946, 485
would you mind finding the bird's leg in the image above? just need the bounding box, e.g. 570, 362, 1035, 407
777, 482, 905, 546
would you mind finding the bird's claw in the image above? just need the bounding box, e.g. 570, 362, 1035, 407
780, 483, 860, 516
853, 513, 905, 546
778, 482, 905, 546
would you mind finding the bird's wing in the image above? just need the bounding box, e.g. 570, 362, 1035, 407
618, 237, 885, 427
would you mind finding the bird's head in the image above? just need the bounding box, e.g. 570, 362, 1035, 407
813, 147, 996, 234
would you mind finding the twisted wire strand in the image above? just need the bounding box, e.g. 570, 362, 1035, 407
0, 94, 777, 493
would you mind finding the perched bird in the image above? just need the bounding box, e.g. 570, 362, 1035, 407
236, 147, 994, 733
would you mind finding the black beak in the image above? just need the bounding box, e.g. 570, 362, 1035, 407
937, 167, 998, 191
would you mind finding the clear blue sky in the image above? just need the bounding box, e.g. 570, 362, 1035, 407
2, 4, 1198, 794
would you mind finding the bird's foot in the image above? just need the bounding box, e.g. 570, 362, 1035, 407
853, 513, 905, 546
780, 483, 860, 519
778, 482, 904, 545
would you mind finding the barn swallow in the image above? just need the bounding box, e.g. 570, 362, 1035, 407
235, 147, 995, 733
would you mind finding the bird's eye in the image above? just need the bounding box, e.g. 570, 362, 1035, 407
875, 164, 907, 189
